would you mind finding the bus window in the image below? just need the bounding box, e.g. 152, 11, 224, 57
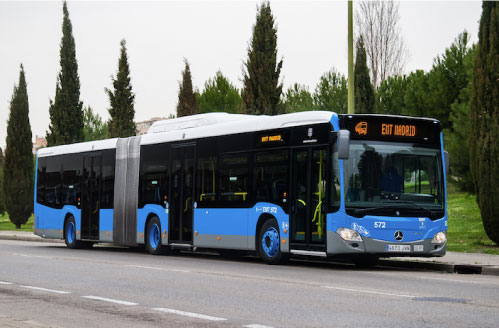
101, 149, 115, 209
36, 157, 47, 206
219, 154, 250, 203
62, 154, 82, 207
142, 162, 169, 207
254, 150, 288, 209
329, 151, 340, 210
45, 155, 62, 208
197, 156, 217, 204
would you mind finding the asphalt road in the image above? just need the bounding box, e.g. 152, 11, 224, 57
1, 239, 499, 328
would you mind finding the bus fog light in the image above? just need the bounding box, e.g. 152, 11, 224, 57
431, 231, 447, 244
337, 228, 362, 242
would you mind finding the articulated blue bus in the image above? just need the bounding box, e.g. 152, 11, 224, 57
34, 111, 448, 264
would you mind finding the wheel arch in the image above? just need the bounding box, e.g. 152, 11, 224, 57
63, 212, 75, 240
255, 213, 278, 251
144, 213, 160, 243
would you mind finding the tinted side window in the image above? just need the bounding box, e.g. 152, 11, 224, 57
140, 144, 169, 208
329, 151, 340, 211
197, 156, 217, 206
45, 156, 62, 208
36, 157, 47, 205
62, 154, 82, 207
101, 149, 116, 209
219, 154, 251, 204
254, 150, 289, 208
142, 162, 169, 206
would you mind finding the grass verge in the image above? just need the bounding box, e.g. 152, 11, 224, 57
0, 213, 34, 232
446, 182, 498, 255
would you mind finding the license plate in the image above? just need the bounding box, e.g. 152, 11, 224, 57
386, 244, 411, 252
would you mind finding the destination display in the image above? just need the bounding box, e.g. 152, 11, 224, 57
256, 130, 287, 147
340, 115, 441, 144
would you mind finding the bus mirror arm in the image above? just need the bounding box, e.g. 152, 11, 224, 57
337, 130, 350, 160
444, 151, 449, 175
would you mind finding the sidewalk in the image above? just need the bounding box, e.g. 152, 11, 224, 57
1, 230, 498, 275
384, 252, 499, 276
0, 231, 63, 243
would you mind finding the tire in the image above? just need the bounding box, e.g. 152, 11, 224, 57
146, 217, 168, 255
258, 219, 288, 265
64, 216, 83, 249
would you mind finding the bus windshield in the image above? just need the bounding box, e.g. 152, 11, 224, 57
344, 141, 444, 217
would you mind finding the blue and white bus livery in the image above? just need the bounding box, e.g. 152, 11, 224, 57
34, 111, 448, 264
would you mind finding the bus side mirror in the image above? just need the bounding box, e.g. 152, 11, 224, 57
444, 151, 449, 175
337, 130, 350, 160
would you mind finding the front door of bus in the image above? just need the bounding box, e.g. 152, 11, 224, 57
290, 147, 327, 251
170, 145, 195, 244
81, 155, 101, 240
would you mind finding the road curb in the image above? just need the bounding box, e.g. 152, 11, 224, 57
0, 234, 64, 244
380, 259, 499, 276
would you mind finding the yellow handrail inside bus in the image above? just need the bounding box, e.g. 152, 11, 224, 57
184, 197, 192, 212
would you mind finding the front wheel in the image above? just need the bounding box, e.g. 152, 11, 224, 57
258, 219, 288, 265
146, 217, 168, 255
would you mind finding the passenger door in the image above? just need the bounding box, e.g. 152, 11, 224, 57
290, 147, 327, 251
81, 154, 101, 240
169, 145, 195, 244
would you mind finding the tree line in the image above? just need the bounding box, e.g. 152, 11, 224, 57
1, 1, 498, 245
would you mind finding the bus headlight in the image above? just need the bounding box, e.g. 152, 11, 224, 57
431, 231, 447, 244
337, 228, 363, 242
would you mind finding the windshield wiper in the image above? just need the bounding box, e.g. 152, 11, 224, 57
381, 200, 436, 218
351, 200, 439, 218
352, 205, 399, 216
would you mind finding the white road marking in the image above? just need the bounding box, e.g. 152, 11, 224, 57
321, 285, 416, 298
20, 285, 71, 294
152, 307, 227, 321
11, 253, 54, 259
244, 324, 275, 328
83, 295, 138, 306
0, 281, 13, 285
125, 264, 191, 273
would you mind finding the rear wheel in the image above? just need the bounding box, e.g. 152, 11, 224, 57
258, 219, 288, 265
65, 216, 83, 249
146, 217, 168, 255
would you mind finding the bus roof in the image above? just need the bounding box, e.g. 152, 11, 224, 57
37, 111, 335, 157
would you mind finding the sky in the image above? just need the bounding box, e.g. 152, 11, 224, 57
0, 0, 482, 149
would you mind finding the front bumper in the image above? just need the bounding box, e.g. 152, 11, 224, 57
326, 231, 446, 257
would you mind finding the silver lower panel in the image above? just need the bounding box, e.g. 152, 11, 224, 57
35, 229, 63, 240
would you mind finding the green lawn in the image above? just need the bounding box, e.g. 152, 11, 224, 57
446, 183, 499, 254
0, 183, 497, 254
0, 213, 34, 231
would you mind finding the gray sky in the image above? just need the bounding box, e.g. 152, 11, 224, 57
0, 0, 482, 149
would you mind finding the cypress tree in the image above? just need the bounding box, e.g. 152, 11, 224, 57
470, 2, 499, 244
3, 65, 34, 229
241, 1, 283, 115
46, 1, 84, 146
176, 59, 199, 118
354, 36, 375, 113
107, 39, 136, 138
